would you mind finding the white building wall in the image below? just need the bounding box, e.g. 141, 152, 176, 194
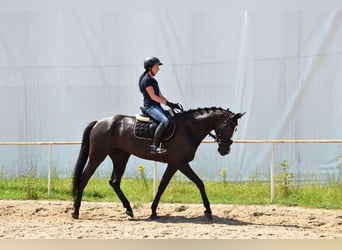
0, 11, 341, 181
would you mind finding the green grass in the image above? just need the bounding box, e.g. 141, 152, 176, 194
275, 183, 342, 209
0, 176, 341, 209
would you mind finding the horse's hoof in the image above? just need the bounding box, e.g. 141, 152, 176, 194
150, 214, 159, 220
71, 212, 79, 219
204, 212, 213, 221
126, 210, 134, 218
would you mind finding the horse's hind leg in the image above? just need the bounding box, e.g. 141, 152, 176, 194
108, 152, 133, 217
73, 154, 107, 219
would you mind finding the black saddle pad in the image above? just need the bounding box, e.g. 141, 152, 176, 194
133, 119, 175, 141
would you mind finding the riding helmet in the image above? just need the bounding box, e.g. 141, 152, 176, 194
144, 57, 163, 70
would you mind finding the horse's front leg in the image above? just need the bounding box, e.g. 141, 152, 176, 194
178, 163, 212, 221
150, 164, 177, 219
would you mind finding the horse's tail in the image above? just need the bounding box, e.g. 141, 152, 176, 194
72, 121, 97, 198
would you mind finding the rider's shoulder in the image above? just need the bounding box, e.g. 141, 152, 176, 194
141, 75, 156, 86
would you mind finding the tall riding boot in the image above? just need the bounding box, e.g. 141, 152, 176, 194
150, 123, 167, 154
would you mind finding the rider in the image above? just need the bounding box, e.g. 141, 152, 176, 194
139, 57, 180, 154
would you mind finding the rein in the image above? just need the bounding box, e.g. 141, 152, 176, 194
208, 132, 218, 141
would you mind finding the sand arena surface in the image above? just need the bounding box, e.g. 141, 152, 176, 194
0, 200, 341, 239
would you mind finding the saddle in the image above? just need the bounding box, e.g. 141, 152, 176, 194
134, 107, 175, 141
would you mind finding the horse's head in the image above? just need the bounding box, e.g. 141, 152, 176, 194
213, 110, 245, 156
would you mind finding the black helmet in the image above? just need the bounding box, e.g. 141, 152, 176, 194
144, 57, 163, 70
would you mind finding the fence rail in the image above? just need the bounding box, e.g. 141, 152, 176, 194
1, 139, 342, 201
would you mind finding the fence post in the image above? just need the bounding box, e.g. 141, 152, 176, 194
48, 144, 52, 197
270, 142, 275, 202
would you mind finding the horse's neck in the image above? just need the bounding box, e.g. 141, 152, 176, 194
184, 109, 223, 141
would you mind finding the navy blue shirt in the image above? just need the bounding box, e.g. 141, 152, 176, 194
140, 74, 161, 108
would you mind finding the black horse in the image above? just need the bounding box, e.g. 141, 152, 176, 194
72, 107, 244, 220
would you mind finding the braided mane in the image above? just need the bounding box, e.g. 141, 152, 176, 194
184, 107, 227, 115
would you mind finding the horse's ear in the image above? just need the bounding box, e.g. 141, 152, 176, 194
235, 112, 246, 119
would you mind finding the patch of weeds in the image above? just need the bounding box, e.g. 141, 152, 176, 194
23, 164, 39, 200
276, 160, 294, 197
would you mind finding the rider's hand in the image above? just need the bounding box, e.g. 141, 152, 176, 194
166, 102, 184, 112
166, 101, 179, 110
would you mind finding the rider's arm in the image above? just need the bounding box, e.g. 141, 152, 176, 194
146, 86, 168, 105
158, 91, 169, 104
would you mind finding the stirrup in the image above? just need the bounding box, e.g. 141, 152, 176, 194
150, 145, 167, 154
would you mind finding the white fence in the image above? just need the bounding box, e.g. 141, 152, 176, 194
1, 140, 342, 202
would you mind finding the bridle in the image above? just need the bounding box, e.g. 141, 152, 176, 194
208, 112, 236, 146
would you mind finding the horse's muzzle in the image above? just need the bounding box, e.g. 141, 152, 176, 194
218, 139, 233, 155
218, 145, 231, 156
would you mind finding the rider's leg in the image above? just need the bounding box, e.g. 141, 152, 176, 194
150, 123, 167, 154
146, 106, 170, 154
